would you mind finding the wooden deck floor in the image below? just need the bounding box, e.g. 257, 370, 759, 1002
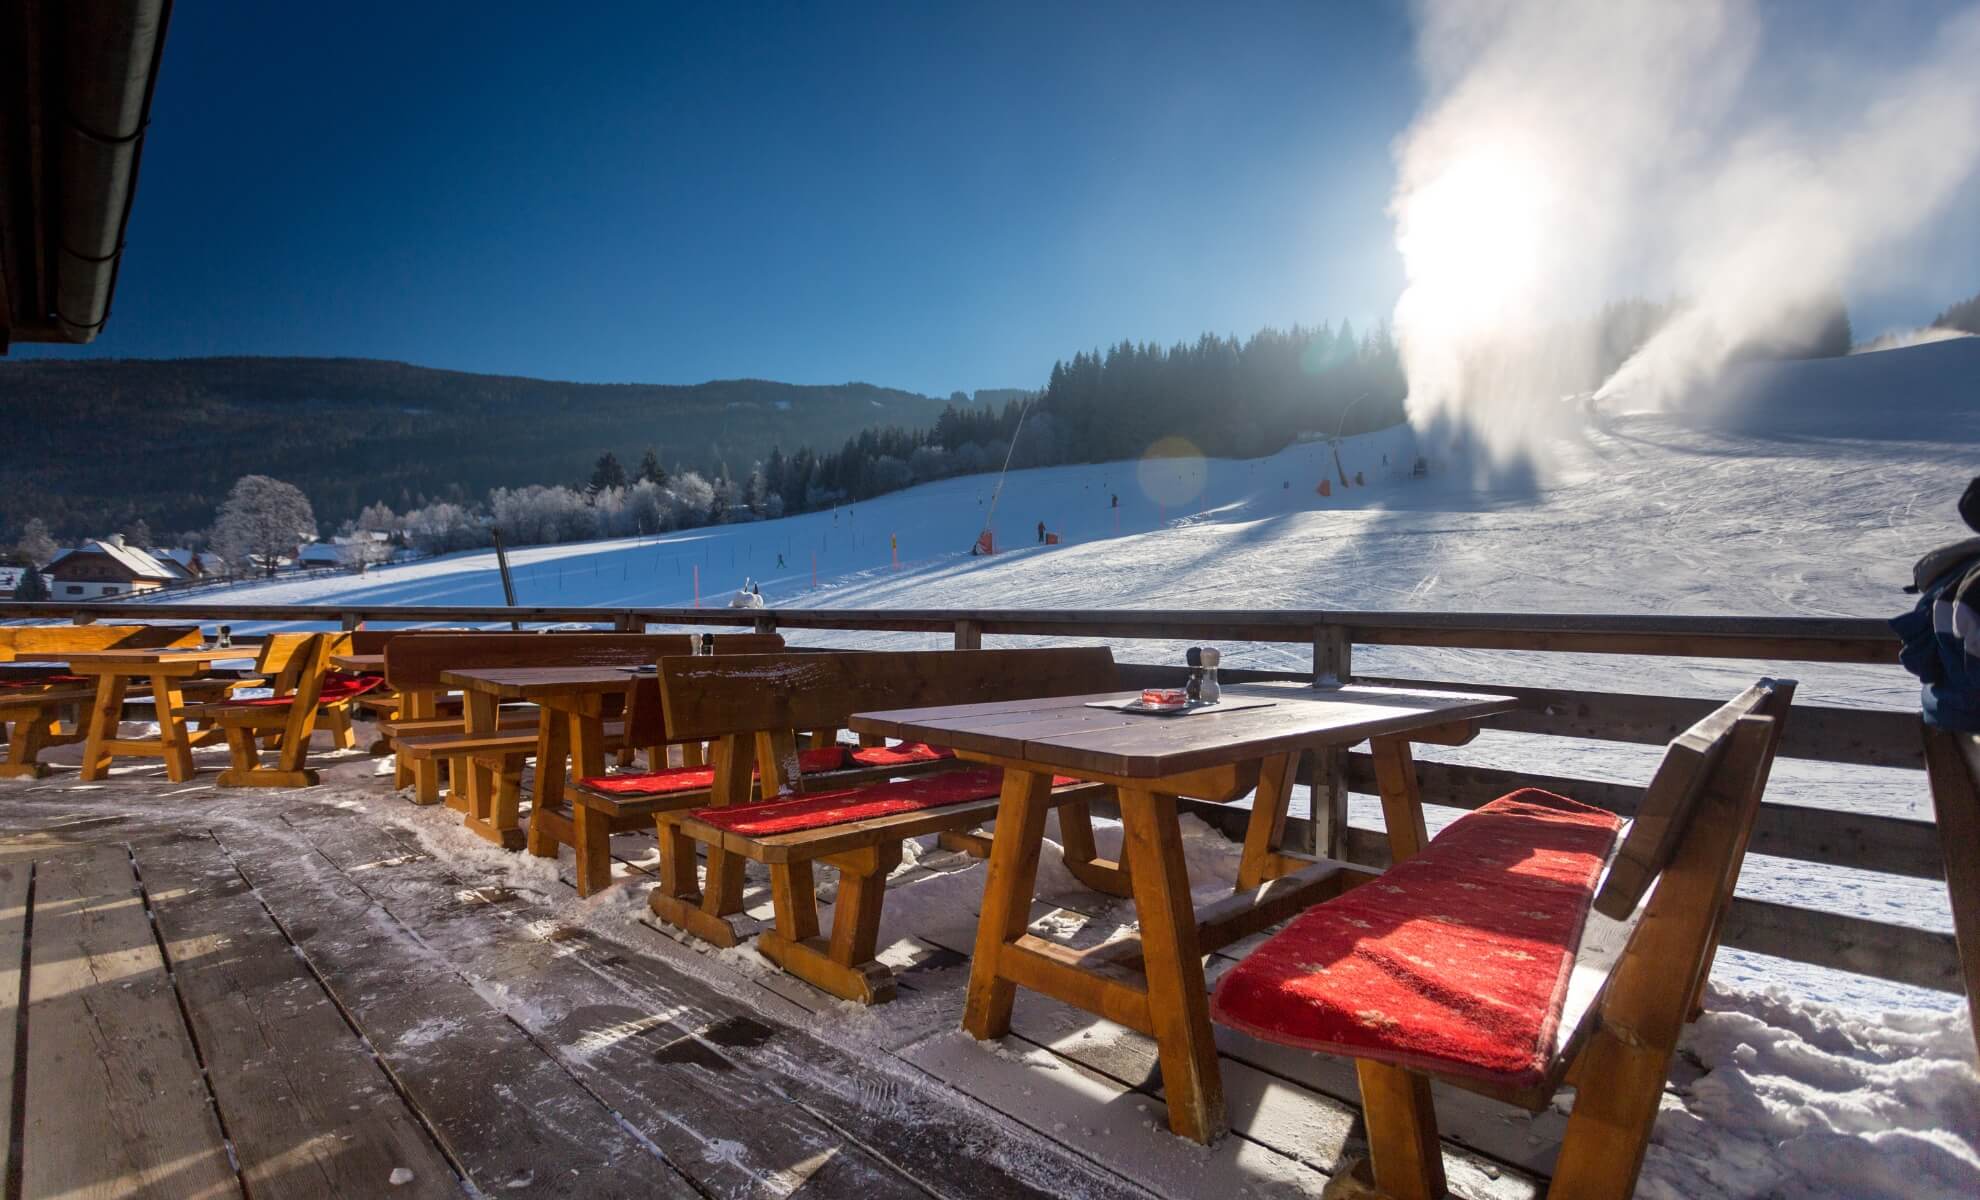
0, 742, 1563, 1199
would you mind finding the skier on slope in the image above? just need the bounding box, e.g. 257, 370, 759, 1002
1893, 476, 1980, 732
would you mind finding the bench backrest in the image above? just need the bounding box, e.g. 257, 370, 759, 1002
256, 631, 354, 694
348, 627, 474, 655
1594, 677, 1795, 919
657, 647, 1120, 742
382, 632, 785, 691
0, 623, 201, 661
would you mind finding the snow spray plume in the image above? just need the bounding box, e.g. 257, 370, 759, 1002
1390, 0, 1980, 471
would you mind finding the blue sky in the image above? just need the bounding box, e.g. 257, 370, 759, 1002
15, 1, 1978, 396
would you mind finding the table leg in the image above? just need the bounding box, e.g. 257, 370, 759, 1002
1119, 785, 1228, 1144
78, 674, 128, 781
1057, 793, 1133, 898
526, 707, 571, 858
1237, 751, 1299, 890
0, 708, 54, 779
461, 690, 499, 824
962, 767, 1054, 1041
403, 690, 437, 800
150, 673, 195, 782
567, 697, 612, 894
1370, 735, 1429, 863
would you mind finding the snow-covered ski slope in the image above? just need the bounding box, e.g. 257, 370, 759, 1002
182, 335, 1980, 1009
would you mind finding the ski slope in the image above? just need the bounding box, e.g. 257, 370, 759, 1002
179, 335, 1980, 1010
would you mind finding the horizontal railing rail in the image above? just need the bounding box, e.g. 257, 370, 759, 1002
2, 598, 1950, 994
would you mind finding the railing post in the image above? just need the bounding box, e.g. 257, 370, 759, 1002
753, 613, 777, 635
613, 611, 640, 633
340, 612, 361, 631
954, 619, 982, 650
1302, 624, 1353, 857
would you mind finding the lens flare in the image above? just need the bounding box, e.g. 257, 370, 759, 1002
1137, 437, 1207, 508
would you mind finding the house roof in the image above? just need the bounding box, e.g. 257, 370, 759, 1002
47, 539, 178, 581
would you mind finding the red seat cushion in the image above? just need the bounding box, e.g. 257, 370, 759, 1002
0, 674, 88, 690
690, 768, 1080, 838
1210, 789, 1623, 1088
578, 744, 851, 797
230, 672, 386, 709
848, 741, 955, 767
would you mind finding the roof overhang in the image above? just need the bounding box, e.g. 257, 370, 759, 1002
0, 1, 172, 352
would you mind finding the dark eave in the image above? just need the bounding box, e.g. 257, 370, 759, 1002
0, 0, 172, 353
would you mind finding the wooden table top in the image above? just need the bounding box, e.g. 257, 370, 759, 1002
850, 681, 1515, 778
330, 654, 385, 672
439, 666, 638, 700
63, 647, 246, 669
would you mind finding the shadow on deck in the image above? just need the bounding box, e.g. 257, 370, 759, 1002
0, 749, 1558, 1199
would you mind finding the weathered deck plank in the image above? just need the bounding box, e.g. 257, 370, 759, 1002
203, 825, 680, 1198
272, 804, 922, 1200
22, 846, 239, 1200
135, 831, 466, 1198
0, 858, 30, 1189
280, 801, 1152, 1200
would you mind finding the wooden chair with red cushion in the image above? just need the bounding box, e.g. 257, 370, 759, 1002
1210, 678, 1794, 1200
646, 648, 1119, 1004
182, 632, 382, 787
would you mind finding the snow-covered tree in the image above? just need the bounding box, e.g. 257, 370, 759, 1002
403, 501, 483, 556
355, 502, 399, 534
669, 471, 716, 525
210, 475, 316, 577
13, 518, 56, 566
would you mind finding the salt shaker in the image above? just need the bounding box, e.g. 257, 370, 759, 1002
697, 632, 715, 656
1184, 647, 1203, 702
1197, 647, 1222, 703
217, 624, 232, 649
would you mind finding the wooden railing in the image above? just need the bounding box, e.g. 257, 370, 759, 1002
2, 599, 1954, 995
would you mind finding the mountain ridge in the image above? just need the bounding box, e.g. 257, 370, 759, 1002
0, 355, 986, 537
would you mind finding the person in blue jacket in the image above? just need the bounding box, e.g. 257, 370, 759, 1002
1893, 476, 1980, 731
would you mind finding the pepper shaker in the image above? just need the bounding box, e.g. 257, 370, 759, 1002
1198, 647, 1222, 703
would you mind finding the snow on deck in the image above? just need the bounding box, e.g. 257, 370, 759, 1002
3, 727, 1974, 1199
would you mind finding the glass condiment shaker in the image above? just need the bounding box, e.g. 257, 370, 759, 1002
1197, 647, 1222, 703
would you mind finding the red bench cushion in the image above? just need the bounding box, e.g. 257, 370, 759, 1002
0, 674, 88, 690
229, 672, 386, 708
848, 741, 955, 767
1210, 788, 1623, 1088
690, 767, 1078, 838
578, 744, 851, 797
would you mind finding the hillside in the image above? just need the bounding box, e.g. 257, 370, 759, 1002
193, 336, 1980, 1013
0, 356, 955, 537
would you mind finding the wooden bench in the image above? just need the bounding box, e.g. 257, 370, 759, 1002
180, 632, 381, 787
378, 632, 776, 804
0, 623, 201, 662
646, 647, 1121, 1004
565, 717, 955, 896
1, 625, 207, 774
1924, 723, 1980, 1057
0, 685, 99, 779
1210, 679, 1795, 1199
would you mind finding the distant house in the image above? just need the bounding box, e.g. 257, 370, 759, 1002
44, 536, 178, 598
157, 548, 228, 580
297, 543, 345, 568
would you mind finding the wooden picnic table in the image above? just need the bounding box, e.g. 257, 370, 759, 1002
440, 666, 640, 849
63, 647, 255, 782
850, 680, 1514, 1144
329, 653, 385, 673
